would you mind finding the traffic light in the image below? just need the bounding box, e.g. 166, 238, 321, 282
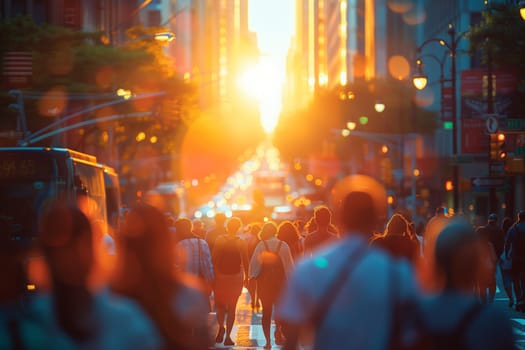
489, 133, 506, 161
445, 180, 454, 191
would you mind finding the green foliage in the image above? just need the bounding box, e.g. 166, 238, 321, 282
274, 79, 437, 160
468, 3, 525, 91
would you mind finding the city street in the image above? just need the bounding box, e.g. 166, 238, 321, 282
208, 279, 525, 349
209, 289, 280, 349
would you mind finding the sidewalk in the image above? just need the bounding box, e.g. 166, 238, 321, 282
209, 288, 281, 350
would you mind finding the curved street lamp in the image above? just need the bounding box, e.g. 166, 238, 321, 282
415, 23, 467, 212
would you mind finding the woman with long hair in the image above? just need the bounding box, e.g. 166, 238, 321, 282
370, 213, 419, 263
111, 203, 211, 349
277, 220, 303, 261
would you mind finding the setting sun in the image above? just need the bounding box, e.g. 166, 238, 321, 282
248, 0, 294, 134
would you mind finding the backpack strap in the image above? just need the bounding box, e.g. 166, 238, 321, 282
452, 302, 484, 341
311, 243, 367, 327
262, 239, 270, 251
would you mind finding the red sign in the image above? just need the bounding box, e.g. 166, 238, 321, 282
462, 117, 487, 154
442, 86, 453, 120
3, 51, 32, 89
461, 69, 518, 96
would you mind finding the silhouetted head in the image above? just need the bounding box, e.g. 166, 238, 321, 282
329, 174, 387, 235
260, 222, 278, 240
435, 220, 480, 291
519, 210, 525, 222
39, 201, 94, 287
174, 217, 193, 239
488, 213, 498, 223
115, 203, 173, 292
277, 221, 301, 244
340, 191, 377, 235
313, 206, 332, 228
385, 213, 409, 236
214, 213, 227, 226
226, 217, 242, 235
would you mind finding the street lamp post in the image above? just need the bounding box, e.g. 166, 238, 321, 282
413, 52, 449, 121
414, 24, 467, 212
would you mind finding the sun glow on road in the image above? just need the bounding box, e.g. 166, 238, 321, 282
238, 58, 283, 134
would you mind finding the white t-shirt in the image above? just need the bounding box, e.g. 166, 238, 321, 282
276, 233, 419, 350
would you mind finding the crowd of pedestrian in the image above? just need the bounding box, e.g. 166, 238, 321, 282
1, 174, 522, 349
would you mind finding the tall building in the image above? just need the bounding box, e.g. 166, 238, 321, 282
288, 0, 403, 109
171, 0, 257, 110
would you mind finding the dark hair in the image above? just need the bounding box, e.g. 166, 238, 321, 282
174, 217, 193, 239
277, 221, 300, 244
39, 201, 92, 251
385, 214, 409, 236
114, 202, 174, 294
260, 222, 278, 240
314, 206, 332, 227
435, 221, 479, 289
340, 191, 376, 233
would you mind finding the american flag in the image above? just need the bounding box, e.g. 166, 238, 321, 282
3, 51, 32, 89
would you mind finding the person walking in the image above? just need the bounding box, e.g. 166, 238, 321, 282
277, 220, 303, 261
394, 220, 515, 350
211, 217, 249, 346
277, 179, 419, 349
245, 222, 262, 311
206, 213, 227, 253
370, 213, 419, 264
506, 210, 525, 311
111, 203, 211, 349
249, 222, 294, 349
25, 201, 163, 350
303, 206, 339, 257
501, 216, 515, 306
174, 217, 214, 298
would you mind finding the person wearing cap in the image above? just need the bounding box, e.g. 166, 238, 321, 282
475, 214, 504, 303
506, 210, 525, 311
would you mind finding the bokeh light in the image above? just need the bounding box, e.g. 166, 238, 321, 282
38, 86, 68, 117
388, 55, 410, 81
403, 6, 427, 25
387, 0, 414, 14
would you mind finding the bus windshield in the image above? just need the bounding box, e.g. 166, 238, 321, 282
0, 153, 57, 243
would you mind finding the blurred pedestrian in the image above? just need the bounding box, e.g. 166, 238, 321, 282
174, 218, 214, 298
370, 213, 419, 264
245, 222, 262, 311
501, 216, 515, 306
249, 222, 294, 348
205, 213, 227, 253
212, 217, 249, 346
111, 203, 211, 349
506, 210, 525, 311
277, 220, 303, 261
31, 201, 162, 349
395, 220, 515, 349
303, 206, 339, 257
192, 219, 207, 239
277, 185, 419, 349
